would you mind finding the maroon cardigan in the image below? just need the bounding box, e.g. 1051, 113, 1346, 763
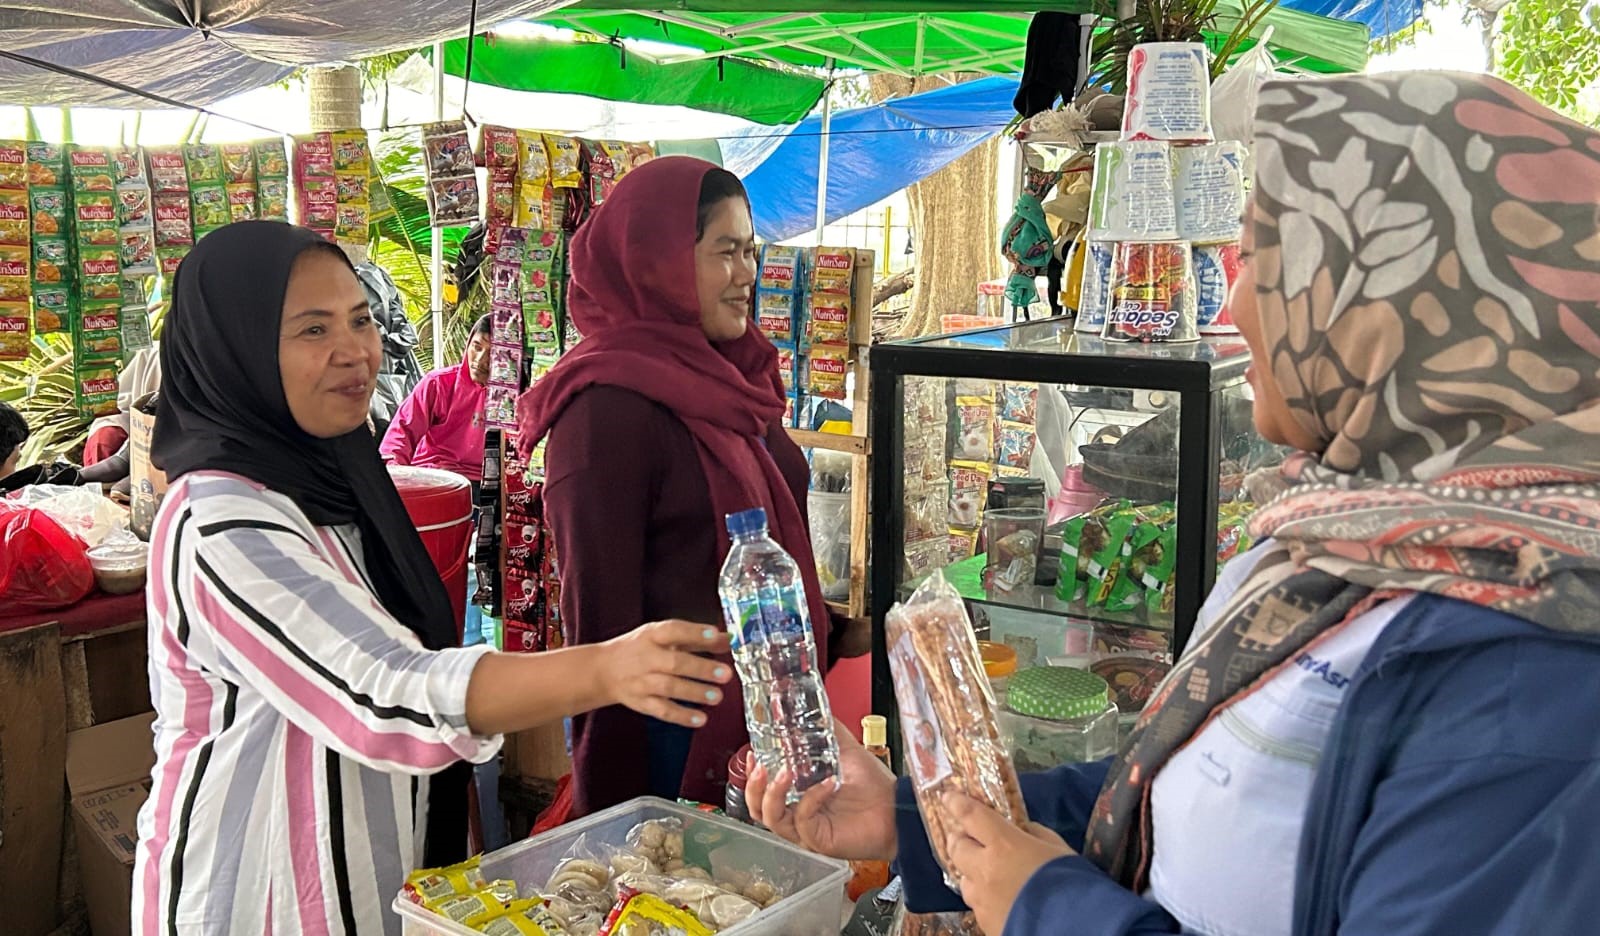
544, 385, 820, 817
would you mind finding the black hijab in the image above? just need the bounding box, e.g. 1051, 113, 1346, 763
153, 222, 456, 652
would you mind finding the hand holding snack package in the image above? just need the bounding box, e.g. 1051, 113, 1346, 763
887, 570, 1028, 893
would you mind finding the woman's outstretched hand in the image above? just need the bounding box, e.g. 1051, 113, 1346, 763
747, 723, 899, 863
600, 620, 732, 728
943, 792, 1074, 936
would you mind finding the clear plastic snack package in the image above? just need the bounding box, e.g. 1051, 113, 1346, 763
885, 569, 1028, 892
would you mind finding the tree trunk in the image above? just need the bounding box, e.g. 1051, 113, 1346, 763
869, 75, 1004, 338
307, 65, 364, 132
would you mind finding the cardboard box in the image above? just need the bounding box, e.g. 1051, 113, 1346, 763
66, 712, 156, 936
128, 398, 167, 541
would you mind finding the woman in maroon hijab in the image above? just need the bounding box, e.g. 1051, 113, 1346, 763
517, 157, 835, 817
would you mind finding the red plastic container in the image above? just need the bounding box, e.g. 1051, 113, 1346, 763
388, 465, 473, 633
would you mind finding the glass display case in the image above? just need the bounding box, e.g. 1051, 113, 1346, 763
868, 319, 1285, 744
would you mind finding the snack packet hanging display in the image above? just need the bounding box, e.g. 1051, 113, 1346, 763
0, 302, 27, 360
543, 135, 583, 190
68, 148, 116, 195
810, 246, 855, 296
484, 229, 528, 431
807, 343, 847, 400
74, 359, 120, 418
756, 291, 797, 343
1122, 42, 1215, 143
293, 133, 337, 240
1103, 242, 1199, 343
422, 121, 480, 228
996, 421, 1037, 471
807, 295, 851, 346
26, 142, 64, 188
76, 303, 123, 357
886, 570, 1028, 892
254, 138, 290, 221
998, 383, 1039, 426
331, 131, 372, 257
30, 188, 66, 239
146, 147, 189, 195
953, 398, 996, 462
0, 142, 24, 192
759, 245, 803, 292
947, 461, 989, 530
182, 143, 225, 187
33, 284, 69, 335
0, 160, 29, 346
1193, 242, 1242, 334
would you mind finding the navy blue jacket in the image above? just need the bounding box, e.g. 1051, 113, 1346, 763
896, 594, 1600, 935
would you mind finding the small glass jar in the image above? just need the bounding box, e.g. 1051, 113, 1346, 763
978, 641, 1019, 709
999, 667, 1119, 771
725, 744, 753, 824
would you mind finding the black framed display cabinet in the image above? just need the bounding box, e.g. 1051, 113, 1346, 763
868, 319, 1286, 752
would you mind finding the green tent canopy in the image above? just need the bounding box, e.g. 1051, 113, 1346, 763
437, 34, 827, 125
541, 2, 1370, 76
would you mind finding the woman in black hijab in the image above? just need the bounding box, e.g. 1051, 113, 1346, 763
134, 222, 730, 936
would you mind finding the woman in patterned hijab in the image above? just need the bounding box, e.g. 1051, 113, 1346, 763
745, 71, 1600, 936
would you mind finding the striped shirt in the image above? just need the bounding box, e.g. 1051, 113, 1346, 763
134, 471, 501, 936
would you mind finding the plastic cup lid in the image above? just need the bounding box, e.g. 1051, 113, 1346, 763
1007, 666, 1111, 721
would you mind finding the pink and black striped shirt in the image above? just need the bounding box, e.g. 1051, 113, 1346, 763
134, 471, 501, 936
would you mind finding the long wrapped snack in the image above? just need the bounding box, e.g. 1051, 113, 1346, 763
886, 570, 1027, 892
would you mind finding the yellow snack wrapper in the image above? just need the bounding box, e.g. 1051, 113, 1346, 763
433, 892, 504, 927
602, 893, 713, 936
475, 899, 571, 935
543, 135, 583, 189
403, 856, 487, 908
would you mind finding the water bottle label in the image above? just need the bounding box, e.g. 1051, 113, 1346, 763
723, 591, 806, 649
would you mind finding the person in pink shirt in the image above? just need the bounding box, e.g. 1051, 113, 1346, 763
381, 314, 491, 482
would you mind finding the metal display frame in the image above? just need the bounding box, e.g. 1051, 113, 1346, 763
868, 320, 1252, 743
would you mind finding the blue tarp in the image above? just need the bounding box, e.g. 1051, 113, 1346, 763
0, 0, 571, 108
1288, 0, 1423, 37
731, 76, 1019, 243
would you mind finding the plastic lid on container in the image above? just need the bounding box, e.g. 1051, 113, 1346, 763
727, 744, 753, 788
725, 508, 768, 538
978, 641, 1018, 679
1008, 666, 1111, 721
861, 715, 888, 748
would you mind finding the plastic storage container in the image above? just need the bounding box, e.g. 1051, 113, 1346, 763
86, 541, 148, 595
998, 667, 1119, 772
393, 797, 848, 936
978, 641, 1019, 709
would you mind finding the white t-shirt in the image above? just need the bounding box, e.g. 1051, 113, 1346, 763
1146, 543, 1414, 936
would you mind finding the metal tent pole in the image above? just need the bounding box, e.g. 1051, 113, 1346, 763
430, 40, 447, 357
813, 64, 835, 244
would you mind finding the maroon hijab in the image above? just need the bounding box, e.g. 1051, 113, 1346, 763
516, 155, 831, 790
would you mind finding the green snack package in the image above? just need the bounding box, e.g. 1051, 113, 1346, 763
1103, 503, 1174, 614
74, 357, 120, 418
253, 139, 289, 179
76, 302, 123, 359
32, 285, 72, 334
190, 183, 231, 230
1056, 513, 1092, 604
183, 143, 225, 186
1086, 504, 1137, 608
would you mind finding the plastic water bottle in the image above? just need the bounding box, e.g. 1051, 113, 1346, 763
718, 508, 840, 803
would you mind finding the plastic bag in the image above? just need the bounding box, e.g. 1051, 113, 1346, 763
10, 483, 128, 548
885, 570, 1027, 892
0, 504, 94, 610
1209, 37, 1279, 150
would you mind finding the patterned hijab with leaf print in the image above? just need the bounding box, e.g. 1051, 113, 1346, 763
1083, 71, 1600, 891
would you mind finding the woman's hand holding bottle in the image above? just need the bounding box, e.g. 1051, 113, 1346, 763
747, 723, 899, 863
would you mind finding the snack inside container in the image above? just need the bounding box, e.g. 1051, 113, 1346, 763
391, 797, 846, 936
87, 541, 148, 595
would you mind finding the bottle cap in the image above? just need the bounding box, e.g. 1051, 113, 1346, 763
725, 508, 768, 538
861, 714, 887, 748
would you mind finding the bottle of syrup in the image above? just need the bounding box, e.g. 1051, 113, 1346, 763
847, 716, 894, 901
